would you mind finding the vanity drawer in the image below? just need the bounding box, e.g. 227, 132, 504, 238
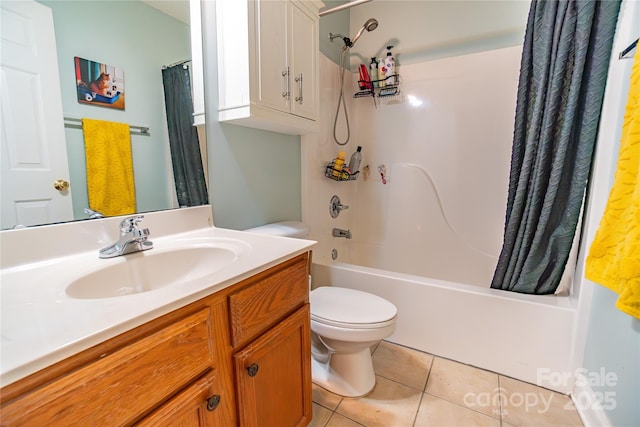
137, 370, 223, 426
1, 308, 214, 426
229, 253, 309, 348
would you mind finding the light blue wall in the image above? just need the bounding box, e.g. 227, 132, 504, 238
201, 2, 301, 231
583, 286, 640, 427
319, 1, 351, 65
348, 1, 530, 68
40, 0, 190, 218
320, 1, 529, 70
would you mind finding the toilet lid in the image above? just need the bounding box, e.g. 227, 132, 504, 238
310, 286, 397, 325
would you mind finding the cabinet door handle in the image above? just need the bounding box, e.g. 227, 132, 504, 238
247, 363, 259, 377
206, 394, 221, 412
282, 68, 290, 100
295, 73, 303, 103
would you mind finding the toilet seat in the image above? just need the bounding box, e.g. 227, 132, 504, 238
311, 315, 397, 330
310, 286, 397, 329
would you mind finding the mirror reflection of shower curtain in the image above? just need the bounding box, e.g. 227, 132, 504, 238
161, 65, 208, 207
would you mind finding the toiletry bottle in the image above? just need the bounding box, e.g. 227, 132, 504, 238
378, 57, 386, 87
348, 146, 362, 175
332, 151, 346, 177
385, 46, 396, 85
358, 64, 366, 90
358, 64, 371, 90
370, 58, 378, 88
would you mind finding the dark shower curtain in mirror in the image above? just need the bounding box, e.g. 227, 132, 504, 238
162, 64, 208, 207
491, 0, 621, 295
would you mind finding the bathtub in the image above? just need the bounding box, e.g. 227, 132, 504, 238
312, 260, 577, 393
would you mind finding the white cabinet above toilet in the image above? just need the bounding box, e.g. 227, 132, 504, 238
215, 0, 322, 135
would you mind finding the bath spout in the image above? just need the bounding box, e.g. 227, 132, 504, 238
332, 228, 352, 239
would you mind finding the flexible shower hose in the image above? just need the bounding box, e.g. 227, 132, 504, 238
333, 46, 350, 146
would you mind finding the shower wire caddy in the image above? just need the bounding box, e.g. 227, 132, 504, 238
354, 74, 400, 99
324, 159, 360, 182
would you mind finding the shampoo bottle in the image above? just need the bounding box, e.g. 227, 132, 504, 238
369, 58, 379, 88
348, 146, 362, 174
378, 57, 386, 87
385, 46, 396, 85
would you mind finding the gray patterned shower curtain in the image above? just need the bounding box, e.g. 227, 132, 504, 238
162, 64, 208, 207
491, 0, 621, 294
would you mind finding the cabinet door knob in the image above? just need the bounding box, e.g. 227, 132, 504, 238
295, 73, 303, 103
206, 394, 221, 412
282, 67, 290, 100
247, 363, 259, 377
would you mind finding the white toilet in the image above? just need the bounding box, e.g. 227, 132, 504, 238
246, 221, 398, 397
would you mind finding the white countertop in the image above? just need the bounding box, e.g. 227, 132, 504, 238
0, 207, 315, 387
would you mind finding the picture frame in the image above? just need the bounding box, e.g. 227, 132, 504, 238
74, 57, 125, 110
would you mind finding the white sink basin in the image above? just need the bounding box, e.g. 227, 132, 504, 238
66, 241, 246, 299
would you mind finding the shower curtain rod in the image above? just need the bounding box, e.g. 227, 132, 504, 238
162, 59, 192, 69
63, 115, 150, 135
319, 0, 372, 17
619, 38, 638, 59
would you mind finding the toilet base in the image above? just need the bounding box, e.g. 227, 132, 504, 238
311, 347, 376, 397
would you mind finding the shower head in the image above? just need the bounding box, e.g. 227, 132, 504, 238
364, 18, 379, 32
349, 18, 378, 47
329, 18, 378, 49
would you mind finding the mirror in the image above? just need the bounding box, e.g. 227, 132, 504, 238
0, 0, 205, 230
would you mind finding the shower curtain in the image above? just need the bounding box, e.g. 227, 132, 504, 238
491, 0, 621, 294
162, 64, 208, 207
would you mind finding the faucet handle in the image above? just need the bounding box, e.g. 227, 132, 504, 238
330, 195, 349, 218
120, 215, 144, 233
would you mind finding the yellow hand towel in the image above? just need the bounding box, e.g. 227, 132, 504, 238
586, 48, 640, 319
82, 118, 136, 216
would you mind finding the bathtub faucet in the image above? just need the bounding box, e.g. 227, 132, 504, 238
332, 228, 352, 239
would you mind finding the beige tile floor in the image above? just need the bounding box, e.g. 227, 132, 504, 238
310, 341, 584, 427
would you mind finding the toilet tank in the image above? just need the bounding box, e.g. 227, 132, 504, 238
244, 221, 310, 239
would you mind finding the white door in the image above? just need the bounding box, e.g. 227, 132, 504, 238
1, 0, 73, 229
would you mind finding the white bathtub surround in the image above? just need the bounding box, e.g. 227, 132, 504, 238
0, 206, 315, 387
306, 48, 519, 285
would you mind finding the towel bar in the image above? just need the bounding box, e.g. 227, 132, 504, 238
63, 116, 150, 135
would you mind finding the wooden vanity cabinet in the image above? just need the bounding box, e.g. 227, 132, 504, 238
0, 252, 311, 427
229, 252, 312, 427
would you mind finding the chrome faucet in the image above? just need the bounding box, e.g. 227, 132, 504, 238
99, 215, 153, 258
84, 207, 104, 219
332, 228, 352, 239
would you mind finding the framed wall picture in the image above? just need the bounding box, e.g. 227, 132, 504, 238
74, 57, 125, 110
